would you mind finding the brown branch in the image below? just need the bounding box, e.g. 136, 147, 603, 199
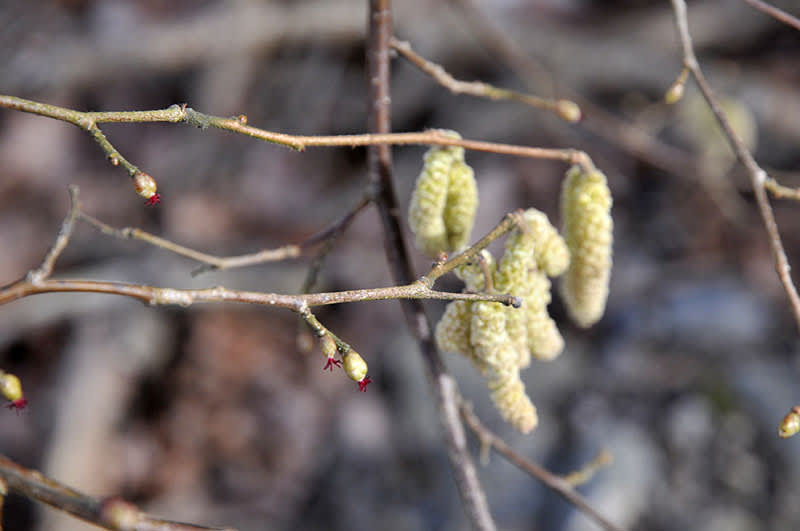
390, 38, 581, 123
1, 188, 521, 311
0, 95, 596, 180
366, 2, 496, 530
458, 401, 627, 531
0, 454, 233, 531
670, 0, 800, 333
764, 177, 800, 201
742, 0, 800, 32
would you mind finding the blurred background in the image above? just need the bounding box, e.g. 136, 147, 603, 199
2, 0, 800, 530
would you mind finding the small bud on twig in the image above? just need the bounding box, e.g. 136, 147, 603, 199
132, 171, 161, 206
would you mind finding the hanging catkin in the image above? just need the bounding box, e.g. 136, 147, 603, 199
560, 165, 613, 327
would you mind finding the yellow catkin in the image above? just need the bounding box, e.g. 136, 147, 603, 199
443, 157, 478, 252
495, 230, 535, 365
454, 250, 494, 292
525, 270, 564, 361
409, 146, 453, 256
560, 165, 613, 328
521, 209, 570, 278
470, 301, 515, 369
487, 367, 538, 433
435, 300, 486, 373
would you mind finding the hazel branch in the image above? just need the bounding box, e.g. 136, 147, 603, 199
0, 95, 595, 175
0, 454, 234, 531
742, 0, 800, 32
669, 0, 800, 334
458, 400, 627, 531
0, 189, 521, 311
78, 211, 301, 274
764, 177, 800, 201
390, 38, 581, 123
561, 449, 614, 488
26, 185, 81, 284
366, 2, 496, 529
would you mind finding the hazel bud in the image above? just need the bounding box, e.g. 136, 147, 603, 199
779, 406, 800, 438
132, 171, 161, 206
0, 372, 23, 403
343, 351, 368, 383
555, 99, 583, 123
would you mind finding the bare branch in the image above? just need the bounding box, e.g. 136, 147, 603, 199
0, 189, 521, 311
26, 186, 81, 284
367, 2, 496, 530
458, 400, 627, 531
390, 38, 581, 123
0, 454, 234, 531
742, 0, 800, 32
0, 95, 596, 177
670, 0, 800, 333
764, 177, 800, 201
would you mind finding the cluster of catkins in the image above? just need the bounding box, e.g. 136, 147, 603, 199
409, 141, 613, 433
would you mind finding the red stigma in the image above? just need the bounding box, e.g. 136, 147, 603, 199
144, 193, 161, 206
323, 358, 342, 371
357, 377, 372, 392
7, 397, 27, 411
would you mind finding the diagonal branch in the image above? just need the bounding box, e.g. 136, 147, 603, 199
670, 0, 800, 333
390, 37, 581, 123
458, 400, 627, 531
0, 454, 233, 531
366, 2, 496, 530
742, 0, 800, 32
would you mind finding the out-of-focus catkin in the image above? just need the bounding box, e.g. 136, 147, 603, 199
444, 157, 478, 252
409, 132, 478, 257
560, 165, 613, 327
521, 209, 570, 278
487, 367, 538, 433
494, 229, 535, 366
525, 270, 564, 361
408, 146, 452, 257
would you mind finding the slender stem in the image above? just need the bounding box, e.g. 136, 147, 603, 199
390, 38, 580, 122
366, 2, 496, 530
27, 186, 81, 284
742, 0, 800, 32
0, 454, 233, 531
670, 0, 800, 333
764, 177, 800, 201
458, 401, 627, 531
79, 212, 302, 274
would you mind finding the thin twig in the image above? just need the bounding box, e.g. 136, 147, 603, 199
0, 454, 233, 531
458, 400, 627, 531
367, 2, 496, 530
390, 38, 581, 123
26, 186, 81, 284
78, 212, 301, 274
764, 177, 800, 201
299, 193, 373, 294
0, 95, 595, 178
742, 0, 800, 32
561, 449, 614, 488
670, 0, 800, 333
0, 189, 520, 311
